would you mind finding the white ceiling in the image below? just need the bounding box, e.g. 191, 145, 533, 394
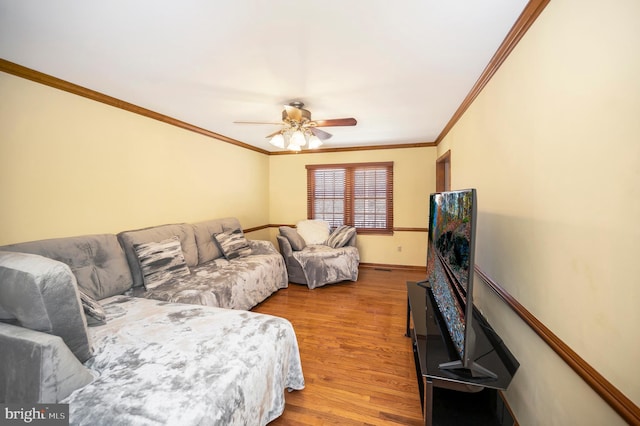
0, 1, 528, 152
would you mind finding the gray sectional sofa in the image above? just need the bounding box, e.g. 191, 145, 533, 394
0, 217, 304, 425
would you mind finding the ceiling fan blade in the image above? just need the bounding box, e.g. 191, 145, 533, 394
265, 129, 283, 138
283, 105, 303, 122
234, 121, 282, 125
313, 118, 357, 127
310, 127, 333, 140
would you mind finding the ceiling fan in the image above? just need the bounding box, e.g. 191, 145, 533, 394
234, 101, 357, 151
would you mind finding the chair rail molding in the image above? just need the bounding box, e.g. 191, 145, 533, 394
474, 265, 640, 425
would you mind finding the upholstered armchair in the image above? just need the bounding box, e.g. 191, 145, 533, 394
276, 220, 359, 289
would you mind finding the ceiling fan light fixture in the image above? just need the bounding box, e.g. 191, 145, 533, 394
269, 133, 285, 149
290, 130, 306, 146
236, 101, 356, 151
287, 142, 302, 152
308, 135, 323, 149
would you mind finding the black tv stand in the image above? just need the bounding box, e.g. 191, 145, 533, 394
438, 359, 498, 380
406, 281, 519, 426
416, 279, 429, 289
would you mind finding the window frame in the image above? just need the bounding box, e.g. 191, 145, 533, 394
306, 161, 394, 235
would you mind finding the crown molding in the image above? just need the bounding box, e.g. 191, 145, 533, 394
435, 0, 550, 145
0, 58, 269, 155
0, 58, 435, 155
268, 141, 437, 155
1, 0, 548, 154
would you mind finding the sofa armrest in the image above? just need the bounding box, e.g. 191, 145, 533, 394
248, 240, 278, 255
346, 233, 357, 247
276, 236, 308, 285
0, 323, 94, 403
276, 235, 294, 259
0, 251, 94, 363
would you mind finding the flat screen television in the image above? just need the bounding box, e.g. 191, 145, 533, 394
423, 188, 497, 379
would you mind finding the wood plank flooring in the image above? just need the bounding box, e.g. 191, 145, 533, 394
252, 268, 425, 425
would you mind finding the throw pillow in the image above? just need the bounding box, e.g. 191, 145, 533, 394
296, 220, 331, 245
78, 289, 106, 326
279, 226, 307, 251
214, 229, 252, 260
326, 225, 357, 248
134, 236, 191, 290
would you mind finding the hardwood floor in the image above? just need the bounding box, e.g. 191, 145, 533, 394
253, 268, 426, 425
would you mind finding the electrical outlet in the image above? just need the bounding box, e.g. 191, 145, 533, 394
397, 246, 402, 252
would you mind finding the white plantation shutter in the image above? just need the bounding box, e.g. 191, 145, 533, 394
307, 162, 393, 234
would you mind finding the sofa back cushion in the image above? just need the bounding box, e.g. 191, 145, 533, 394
0, 251, 93, 363
0, 234, 133, 300
118, 223, 198, 288
192, 217, 243, 264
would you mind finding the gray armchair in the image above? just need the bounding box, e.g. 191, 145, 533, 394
277, 222, 359, 289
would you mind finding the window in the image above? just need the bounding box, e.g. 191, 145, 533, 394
306, 162, 393, 234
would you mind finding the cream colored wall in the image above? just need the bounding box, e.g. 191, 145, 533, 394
0, 73, 269, 245
268, 148, 435, 266
5, 3, 638, 421
439, 0, 640, 424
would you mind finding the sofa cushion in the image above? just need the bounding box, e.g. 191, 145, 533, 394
279, 226, 307, 251
118, 223, 198, 288
134, 236, 191, 289
0, 251, 93, 362
296, 220, 331, 245
78, 289, 106, 326
214, 229, 252, 260
0, 323, 94, 403
192, 217, 243, 264
0, 234, 133, 300
130, 241, 288, 310
326, 225, 357, 248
